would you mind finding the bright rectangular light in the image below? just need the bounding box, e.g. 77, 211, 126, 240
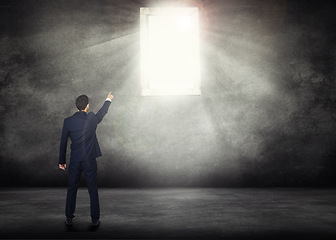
140, 8, 201, 96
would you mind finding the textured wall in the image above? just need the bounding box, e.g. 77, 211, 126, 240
1, 0, 335, 187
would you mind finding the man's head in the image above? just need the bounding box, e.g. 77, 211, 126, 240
76, 95, 89, 112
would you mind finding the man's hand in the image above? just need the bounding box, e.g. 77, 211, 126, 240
59, 164, 66, 171
107, 92, 113, 100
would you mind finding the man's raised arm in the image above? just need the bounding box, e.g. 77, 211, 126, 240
95, 92, 113, 124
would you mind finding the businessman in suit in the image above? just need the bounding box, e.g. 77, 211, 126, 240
59, 92, 113, 227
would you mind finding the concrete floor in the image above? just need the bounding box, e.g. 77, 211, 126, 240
0, 188, 336, 239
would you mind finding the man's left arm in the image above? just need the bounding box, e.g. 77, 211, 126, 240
59, 119, 69, 170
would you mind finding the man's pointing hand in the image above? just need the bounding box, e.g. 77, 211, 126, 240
107, 92, 113, 100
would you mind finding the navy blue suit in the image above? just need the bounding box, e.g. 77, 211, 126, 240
59, 100, 111, 222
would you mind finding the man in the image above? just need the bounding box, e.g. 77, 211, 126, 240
59, 92, 113, 227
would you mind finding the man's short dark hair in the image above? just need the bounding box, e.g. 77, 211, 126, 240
76, 95, 89, 111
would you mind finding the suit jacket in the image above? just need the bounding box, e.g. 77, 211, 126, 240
59, 100, 111, 164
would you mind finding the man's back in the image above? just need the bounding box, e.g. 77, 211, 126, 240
59, 100, 111, 163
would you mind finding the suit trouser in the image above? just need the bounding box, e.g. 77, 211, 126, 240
65, 158, 100, 222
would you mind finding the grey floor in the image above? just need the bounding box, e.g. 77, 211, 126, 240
1, 188, 336, 239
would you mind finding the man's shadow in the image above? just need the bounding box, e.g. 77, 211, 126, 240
65, 224, 100, 232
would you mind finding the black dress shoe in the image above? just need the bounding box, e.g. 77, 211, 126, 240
65, 218, 73, 226
92, 220, 100, 227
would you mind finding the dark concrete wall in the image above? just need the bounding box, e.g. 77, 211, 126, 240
1, 0, 335, 187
